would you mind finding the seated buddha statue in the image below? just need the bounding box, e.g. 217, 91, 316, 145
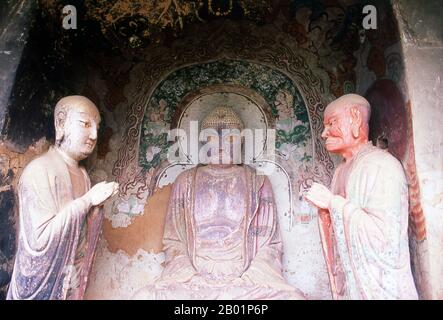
133, 106, 305, 299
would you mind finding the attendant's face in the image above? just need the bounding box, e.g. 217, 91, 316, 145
321, 103, 355, 155
60, 104, 101, 161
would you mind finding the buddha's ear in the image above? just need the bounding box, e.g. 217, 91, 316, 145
350, 106, 362, 138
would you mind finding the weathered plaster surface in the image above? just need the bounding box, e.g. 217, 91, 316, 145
84, 244, 165, 300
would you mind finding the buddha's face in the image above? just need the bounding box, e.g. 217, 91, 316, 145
58, 103, 101, 161
204, 128, 242, 165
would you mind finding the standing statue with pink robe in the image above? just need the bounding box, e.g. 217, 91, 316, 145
7, 96, 118, 300
134, 106, 304, 300
305, 94, 418, 300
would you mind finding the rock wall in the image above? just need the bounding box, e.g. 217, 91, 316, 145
394, 0, 443, 300
353, 0, 443, 299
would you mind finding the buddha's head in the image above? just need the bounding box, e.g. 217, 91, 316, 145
54, 95, 101, 161
321, 94, 371, 158
200, 106, 244, 165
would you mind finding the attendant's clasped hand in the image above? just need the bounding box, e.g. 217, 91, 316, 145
304, 182, 333, 210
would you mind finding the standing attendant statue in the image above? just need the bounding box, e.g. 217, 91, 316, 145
305, 94, 418, 300
7, 96, 118, 300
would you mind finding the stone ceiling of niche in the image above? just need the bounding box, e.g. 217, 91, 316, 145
38, 0, 363, 52
84, 0, 273, 48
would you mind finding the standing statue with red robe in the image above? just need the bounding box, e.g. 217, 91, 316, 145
305, 94, 418, 300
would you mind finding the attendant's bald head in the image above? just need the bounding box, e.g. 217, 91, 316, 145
325, 94, 371, 135
54, 95, 100, 144
322, 94, 372, 158
54, 96, 99, 124
53, 96, 101, 161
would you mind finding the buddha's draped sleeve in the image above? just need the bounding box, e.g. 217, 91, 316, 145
241, 177, 289, 288
161, 171, 197, 283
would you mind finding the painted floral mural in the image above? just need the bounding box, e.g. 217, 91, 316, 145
139, 59, 312, 170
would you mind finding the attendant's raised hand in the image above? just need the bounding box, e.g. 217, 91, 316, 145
83, 181, 119, 206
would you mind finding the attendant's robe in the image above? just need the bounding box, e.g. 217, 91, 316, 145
319, 143, 418, 299
7, 147, 103, 300
134, 165, 304, 300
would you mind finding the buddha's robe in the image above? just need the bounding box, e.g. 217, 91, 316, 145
319, 143, 418, 299
134, 165, 304, 300
7, 147, 103, 300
